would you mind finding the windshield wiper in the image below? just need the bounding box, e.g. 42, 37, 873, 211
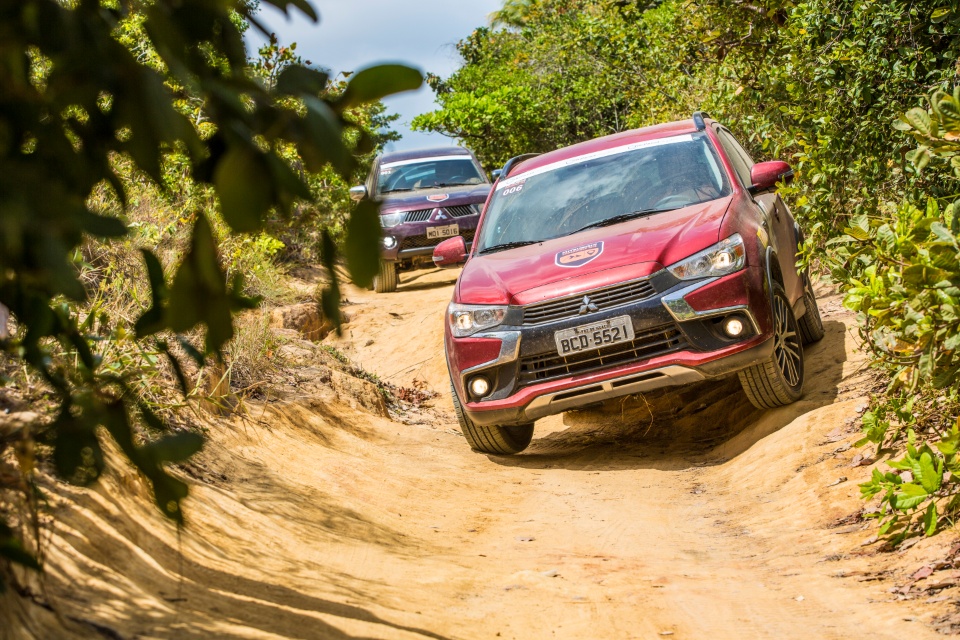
479, 240, 539, 255
573, 207, 681, 234
381, 188, 413, 194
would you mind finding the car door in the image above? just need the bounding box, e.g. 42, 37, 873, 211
714, 126, 802, 304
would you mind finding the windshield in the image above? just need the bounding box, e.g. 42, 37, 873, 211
377, 157, 486, 194
476, 133, 730, 253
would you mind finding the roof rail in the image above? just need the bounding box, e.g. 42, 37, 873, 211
692, 111, 711, 131
500, 153, 541, 179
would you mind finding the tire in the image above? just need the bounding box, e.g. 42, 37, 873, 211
373, 260, 398, 293
797, 278, 825, 344
738, 283, 804, 409
450, 380, 533, 455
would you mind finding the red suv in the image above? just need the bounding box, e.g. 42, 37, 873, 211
433, 113, 824, 455
351, 146, 491, 292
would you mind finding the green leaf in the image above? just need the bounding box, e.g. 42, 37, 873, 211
917, 450, 943, 493
258, 0, 319, 21
319, 229, 342, 334
78, 210, 127, 238
135, 249, 168, 338
300, 96, 352, 177
338, 64, 423, 110
276, 66, 329, 96
932, 7, 952, 23
344, 199, 382, 288
924, 501, 938, 536
214, 147, 273, 233
903, 108, 932, 136
158, 341, 191, 396
167, 215, 234, 353
891, 482, 929, 510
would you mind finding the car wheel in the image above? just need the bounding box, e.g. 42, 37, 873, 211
373, 261, 398, 293
797, 278, 825, 344
450, 379, 533, 455
738, 283, 804, 409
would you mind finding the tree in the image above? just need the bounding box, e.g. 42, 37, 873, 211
0, 0, 421, 585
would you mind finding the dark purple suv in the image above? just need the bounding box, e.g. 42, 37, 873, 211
350, 147, 491, 292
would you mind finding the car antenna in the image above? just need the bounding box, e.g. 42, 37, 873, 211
692, 111, 711, 131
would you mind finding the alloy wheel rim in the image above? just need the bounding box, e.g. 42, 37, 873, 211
773, 293, 802, 386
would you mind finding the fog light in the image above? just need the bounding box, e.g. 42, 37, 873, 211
469, 376, 490, 398
382, 236, 397, 249
724, 317, 745, 337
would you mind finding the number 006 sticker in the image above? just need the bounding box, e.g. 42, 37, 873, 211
501, 181, 525, 196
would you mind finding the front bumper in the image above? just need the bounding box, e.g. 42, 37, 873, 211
449, 266, 774, 426
381, 216, 480, 261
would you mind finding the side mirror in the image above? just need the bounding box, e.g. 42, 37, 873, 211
349, 185, 367, 202
749, 161, 793, 194
432, 236, 468, 269
491, 169, 502, 181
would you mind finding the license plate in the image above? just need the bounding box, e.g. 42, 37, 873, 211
427, 224, 459, 239
554, 315, 635, 356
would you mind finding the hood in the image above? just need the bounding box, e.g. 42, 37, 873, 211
380, 184, 491, 213
457, 197, 732, 306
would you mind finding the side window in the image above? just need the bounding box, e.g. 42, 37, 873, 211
715, 128, 753, 188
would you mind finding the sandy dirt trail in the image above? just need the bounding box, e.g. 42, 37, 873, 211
6, 267, 956, 639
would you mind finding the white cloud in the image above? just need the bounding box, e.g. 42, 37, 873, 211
249, 0, 502, 150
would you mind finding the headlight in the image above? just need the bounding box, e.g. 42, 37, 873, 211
667, 234, 745, 280
448, 302, 508, 337
380, 212, 405, 228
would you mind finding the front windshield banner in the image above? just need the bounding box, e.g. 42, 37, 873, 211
497, 134, 695, 191
381, 156, 472, 169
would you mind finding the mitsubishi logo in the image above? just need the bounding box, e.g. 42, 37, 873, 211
435, 210, 448, 221
578, 296, 599, 315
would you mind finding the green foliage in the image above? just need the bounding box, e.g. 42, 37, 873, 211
832, 87, 960, 544
0, 0, 420, 583
859, 423, 960, 545
830, 198, 960, 394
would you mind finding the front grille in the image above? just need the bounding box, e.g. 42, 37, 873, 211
522, 278, 657, 325
399, 229, 476, 251
403, 208, 434, 223
446, 205, 477, 218
517, 323, 687, 387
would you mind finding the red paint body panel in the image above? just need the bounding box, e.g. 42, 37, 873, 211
456, 198, 732, 305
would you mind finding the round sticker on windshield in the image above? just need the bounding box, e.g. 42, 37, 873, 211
556, 241, 604, 268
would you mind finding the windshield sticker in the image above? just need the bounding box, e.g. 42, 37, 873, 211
427, 194, 449, 202
556, 241, 604, 268
379, 167, 394, 175
500, 180, 525, 197
498, 134, 695, 190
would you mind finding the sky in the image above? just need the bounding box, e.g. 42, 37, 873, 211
250, 0, 504, 151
